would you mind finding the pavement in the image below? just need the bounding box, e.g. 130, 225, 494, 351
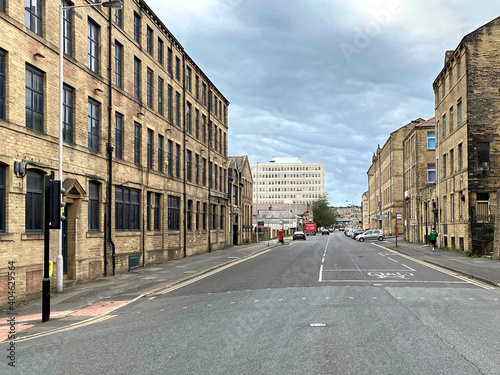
1, 234, 499, 343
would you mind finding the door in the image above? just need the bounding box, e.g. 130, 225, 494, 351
233, 215, 238, 245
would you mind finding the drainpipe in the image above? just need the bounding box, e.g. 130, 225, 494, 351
106, 8, 116, 276
207, 85, 212, 252
182, 53, 187, 258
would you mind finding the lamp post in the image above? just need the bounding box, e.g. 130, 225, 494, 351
57, 0, 122, 293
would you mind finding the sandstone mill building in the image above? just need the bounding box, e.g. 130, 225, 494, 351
0, 0, 254, 304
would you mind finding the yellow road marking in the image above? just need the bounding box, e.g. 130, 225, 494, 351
15, 315, 116, 343
373, 243, 495, 289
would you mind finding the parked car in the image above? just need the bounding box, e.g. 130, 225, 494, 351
352, 229, 365, 239
322, 229, 329, 235
357, 229, 385, 242
293, 231, 306, 240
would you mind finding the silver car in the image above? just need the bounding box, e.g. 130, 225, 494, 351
357, 229, 385, 242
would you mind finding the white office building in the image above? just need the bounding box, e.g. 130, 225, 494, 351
250, 157, 325, 205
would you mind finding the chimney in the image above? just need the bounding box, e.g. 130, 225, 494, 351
445, 50, 454, 65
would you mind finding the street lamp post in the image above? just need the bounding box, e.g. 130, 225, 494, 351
57, 0, 122, 293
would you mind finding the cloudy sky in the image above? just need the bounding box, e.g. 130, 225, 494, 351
147, 0, 499, 206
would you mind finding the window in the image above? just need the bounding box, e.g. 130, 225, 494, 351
168, 195, 180, 231
208, 161, 212, 188
26, 65, 44, 132
195, 75, 199, 99
175, 144, 180, 178
88, 181, 99, 231
114, 7, 123, 28
214, 164, 218, 190
154, 193, 161, 231
147, 68, 153, 109
167, 85, 173, 121
187, 150, 192, 182
186, 67, 191, 92
88, 20, 100, 74
457, 98, 462, 126
441, 79, 445, 99
232, 185, 238, 205
147, 193, 151, 231
115, 113, 123, 159
427, 164, 436, 183
202, 115, 206, 143
443, 154, 447, 177
158, 135, 164, 173
449, 107, 454, 133
88, 98, 100, 151
202, 158, 206, 186
442, 114, 446, 138
187, 200, 192, 231
134, 122, 141, 165
133, 12, 141, 44
176, 92, 180, 126
0, 165, 5, 233
196, 201, 200, 230
25, 0, 42, 36
26, 170, 43, 232
158, 38, 164, 65
202, 202, 207, 230
220, 206, 224, 230
115, 186, 140, 231
147, 129, 153, 169
202, 83, 207, 105
175, 57, 180, 80
450, 149, 454, 174
195, 154, 199, 184
476, 193, 489, 222
458, 143, 463, 171
186, 102, 191, 134
214, 125, 217, 151
457, 57, 461, 78
477, 142, 490, 171
0, 50, 4, 120
195, 109, 199, 139
114, 41, 123, 88
61, 85, 74, 143
219, 129, 222, 153
158, 77, 164, 116
134, 57, 141, 100
167, 48, 172, 75
62, 1, 73, 56
224, 106, 227, 125
167, 140, 173, 176
223, 133, 227, 156
146, 27, 153, 55
449, 67, 453, 88
212, 204, 216, 230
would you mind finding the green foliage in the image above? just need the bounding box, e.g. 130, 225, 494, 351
484, 215, 495, 243
312, 194, 337, 228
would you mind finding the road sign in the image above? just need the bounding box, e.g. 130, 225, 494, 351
258, 221, 264, 227
396, 213, 402, 220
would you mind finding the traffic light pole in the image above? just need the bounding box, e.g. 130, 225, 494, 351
42, 176, 51, 322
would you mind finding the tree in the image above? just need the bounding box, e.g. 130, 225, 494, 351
312, 194, 337, 228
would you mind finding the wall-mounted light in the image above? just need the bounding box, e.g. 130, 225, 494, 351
14, 161, 25, 178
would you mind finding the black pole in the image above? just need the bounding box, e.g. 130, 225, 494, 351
42, 176, 51, 322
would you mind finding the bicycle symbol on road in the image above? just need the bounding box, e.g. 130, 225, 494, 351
367, 272, 414, 279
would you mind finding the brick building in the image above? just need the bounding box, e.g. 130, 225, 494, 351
432, 16, 500, 253
366, 119, 424, 235
402, 117, 436, 243
0, 0, 231, 304
228, 156, 253, 245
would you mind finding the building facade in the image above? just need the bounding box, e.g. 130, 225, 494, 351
228, 156, 253, 245
432, 16, 500, 254
402, 118, 436, 243
250, 157, 325, 206
366, 119, 424, 235
0, 0, 230, 304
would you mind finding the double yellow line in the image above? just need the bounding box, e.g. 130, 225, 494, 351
374, 243, 495, 289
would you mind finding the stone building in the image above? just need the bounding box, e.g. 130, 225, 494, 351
402, 117, 436, 243
361, 191, 369, 230
0, 0, 230, 304
432, 16, 500, 254
228, 156, 253, 245
366, 119, 424, 235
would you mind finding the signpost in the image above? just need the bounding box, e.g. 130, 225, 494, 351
395, 213, 402, 247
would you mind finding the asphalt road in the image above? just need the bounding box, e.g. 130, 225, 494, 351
4, 232, 500, 374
